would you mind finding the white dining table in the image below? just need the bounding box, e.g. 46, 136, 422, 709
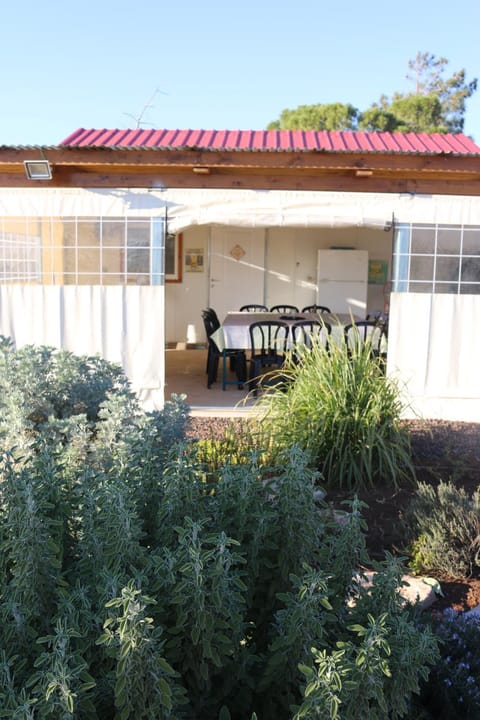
211, 311, 360, 351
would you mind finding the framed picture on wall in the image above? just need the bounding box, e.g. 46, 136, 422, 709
368, 259, 388, 285
185, 248, 204, 272
166, 232, 182, 282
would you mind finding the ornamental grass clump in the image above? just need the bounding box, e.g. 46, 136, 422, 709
254, 337, 414, 491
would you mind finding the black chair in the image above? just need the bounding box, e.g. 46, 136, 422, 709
344, 320, 387, 365
248, 321, 289, 395
301, 304, 331, 314
201, 308, 220, 373
202, 306, 221, 329
202, 310, 246, 390
366, 310, 389, 337
291, 319, 331, 360
239, 304, 269, 312
270, 304, 299, 314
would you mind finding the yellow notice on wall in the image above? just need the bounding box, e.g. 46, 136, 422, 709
368, 260, 388, 285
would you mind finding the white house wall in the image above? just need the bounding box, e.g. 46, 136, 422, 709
165, 225, 210, 346
264, 226, 391, 313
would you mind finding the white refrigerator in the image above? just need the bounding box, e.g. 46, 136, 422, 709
316, 249, 368, 315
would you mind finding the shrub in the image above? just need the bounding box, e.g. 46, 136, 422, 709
0, 342, 438, 718
406, 480, 480, 579
252, 338, 414, 491
0, 336, 131, 424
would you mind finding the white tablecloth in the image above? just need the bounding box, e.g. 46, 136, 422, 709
211, 311, 356, 351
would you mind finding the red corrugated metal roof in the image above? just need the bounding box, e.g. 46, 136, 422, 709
60, 128, 480, 155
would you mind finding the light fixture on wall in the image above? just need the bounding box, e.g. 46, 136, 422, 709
355, 169, 373, 178
24, 158, 52, 180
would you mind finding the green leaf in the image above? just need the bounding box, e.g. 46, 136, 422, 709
191, 625, 201, 645
120, 641, 131, 659
218, 706, 231, 720
159, 676, 172, 708
158, 657, 176, 676
66, 692, 74, 713
422, 576, 444, 596
298, 663, 314, 678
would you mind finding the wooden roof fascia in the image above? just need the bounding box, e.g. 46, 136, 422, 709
2, 166, 479, 196
1, 146, 480, 175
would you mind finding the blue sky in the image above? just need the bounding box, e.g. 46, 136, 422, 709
1, 0, 479, 146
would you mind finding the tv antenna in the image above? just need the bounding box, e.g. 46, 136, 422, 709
124, 88, 168, 128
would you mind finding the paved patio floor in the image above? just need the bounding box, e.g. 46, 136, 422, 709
165, 348, 257, 417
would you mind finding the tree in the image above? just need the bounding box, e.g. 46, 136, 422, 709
357, 99, 399, 132
267, 52, 477, 134
405, 51, 477, 132
357, 92, 445, 133
267, 103, 358, 131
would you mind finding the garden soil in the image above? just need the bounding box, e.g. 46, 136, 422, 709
186, 417, 480, 613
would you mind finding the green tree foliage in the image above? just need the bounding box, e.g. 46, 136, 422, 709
267, 51, 477, 134
267, 103, 359, 131
405, 51, 477, 133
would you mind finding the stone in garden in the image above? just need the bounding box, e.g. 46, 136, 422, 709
353, 571, 437, 610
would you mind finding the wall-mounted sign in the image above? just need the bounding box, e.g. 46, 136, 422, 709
230, 244, 246, 261
368, 260, 388, 285
185, 248, 204, 272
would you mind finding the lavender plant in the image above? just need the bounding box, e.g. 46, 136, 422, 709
412, 609, 480, 719
406, 480, 480, 579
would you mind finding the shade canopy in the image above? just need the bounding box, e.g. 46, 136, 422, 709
2, 187, 480, 230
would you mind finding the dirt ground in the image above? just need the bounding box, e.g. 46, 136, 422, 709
186, 416, 480, 612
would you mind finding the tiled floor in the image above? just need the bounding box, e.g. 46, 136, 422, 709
164, 348, 256, 417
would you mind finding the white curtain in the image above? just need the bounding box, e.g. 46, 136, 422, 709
388, 293, 480, 421
0, 285, 166, 410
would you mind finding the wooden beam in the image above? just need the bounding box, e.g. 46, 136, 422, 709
2, 167, 478, 196
1, 146, 480, 174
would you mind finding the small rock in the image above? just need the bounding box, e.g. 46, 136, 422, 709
400, 575, 437, 609
351, 571, 437, 610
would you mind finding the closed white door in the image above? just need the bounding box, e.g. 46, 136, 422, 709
209, 228, 265, 319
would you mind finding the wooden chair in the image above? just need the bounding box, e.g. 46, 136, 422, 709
239, 304, 269, 312
248, 320, 289, 394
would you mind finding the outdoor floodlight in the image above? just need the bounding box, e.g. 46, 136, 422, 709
24, 160, 52, 180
